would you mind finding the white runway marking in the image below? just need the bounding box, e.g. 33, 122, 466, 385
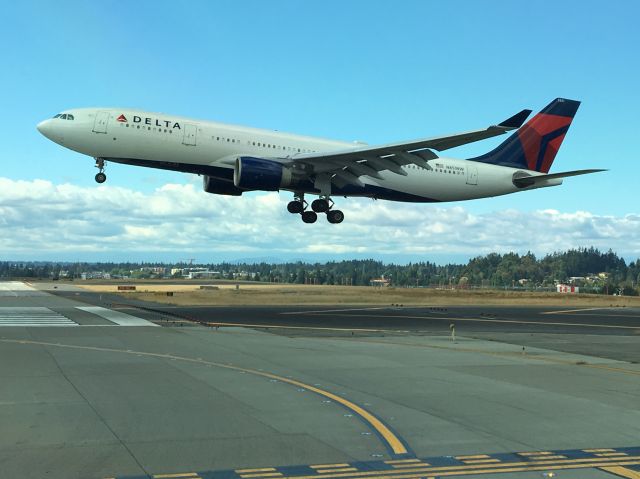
280, 307, 388, 315
75, 306, 158, 326
540, 307, 614, 315
0, 307, 78, 327
0, 281, 47, 297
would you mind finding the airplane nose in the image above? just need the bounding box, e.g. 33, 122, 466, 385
37, 119, 51, 136
36, 119, 63, 143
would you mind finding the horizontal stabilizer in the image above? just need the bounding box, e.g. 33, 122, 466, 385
513, 169, 606, 188
498, 109, 532, 129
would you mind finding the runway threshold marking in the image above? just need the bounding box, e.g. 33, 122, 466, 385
0, 338, 409, 457
107, 446, 640, 479
300, 311, 640, 330
76, 306, 159, 327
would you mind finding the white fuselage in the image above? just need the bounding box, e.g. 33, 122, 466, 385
37, 108, 558, 203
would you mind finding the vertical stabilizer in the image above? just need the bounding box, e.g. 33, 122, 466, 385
469, 98, 580, 172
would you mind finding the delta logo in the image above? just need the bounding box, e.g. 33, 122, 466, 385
116, 113, 181, 129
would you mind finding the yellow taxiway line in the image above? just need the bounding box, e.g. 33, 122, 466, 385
0, 338, 408, 456
598, 466, 640, 478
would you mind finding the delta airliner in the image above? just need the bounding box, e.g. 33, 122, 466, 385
37, 98, 603, 224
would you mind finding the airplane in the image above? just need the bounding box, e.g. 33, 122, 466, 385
36, 98, 604, 224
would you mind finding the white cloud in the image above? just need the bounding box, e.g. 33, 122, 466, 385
0, 177, 639, 261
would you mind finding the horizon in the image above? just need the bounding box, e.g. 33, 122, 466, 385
2, 246, 637, 268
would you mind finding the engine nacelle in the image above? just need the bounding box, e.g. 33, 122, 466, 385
203, 175, 244, 196
234, 157, 295, 191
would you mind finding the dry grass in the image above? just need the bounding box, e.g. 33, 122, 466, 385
77, 282, 640, 307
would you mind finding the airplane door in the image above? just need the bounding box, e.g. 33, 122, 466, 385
182, 124, 197, 146
466, 165, 478, 185
92, 111, 110, 134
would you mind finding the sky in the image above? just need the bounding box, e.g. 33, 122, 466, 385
1, 0, 639, 263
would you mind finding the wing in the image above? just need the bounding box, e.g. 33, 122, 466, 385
286, 109, 532, 188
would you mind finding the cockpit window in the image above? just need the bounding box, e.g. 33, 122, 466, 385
67, 114, 74, 120
60, 114, 68, 120
53, 113, 74, 120
53, 114, 61, 118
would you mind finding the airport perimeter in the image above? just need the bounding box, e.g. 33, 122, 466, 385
1, 281, 639, 479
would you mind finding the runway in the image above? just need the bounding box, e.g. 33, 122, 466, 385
53, 287, 640, 362
1, 282, 639, 479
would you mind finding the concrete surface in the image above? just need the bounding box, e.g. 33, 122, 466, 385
0, 281, 639, 479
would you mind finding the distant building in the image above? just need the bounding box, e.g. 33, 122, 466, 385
370, 277, 391, 287
80, 272, 111, 280
188, 270, 220, 279
557, 284, 579, 293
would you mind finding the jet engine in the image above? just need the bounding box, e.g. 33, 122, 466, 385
233, 157, 298, 191
202, 175, 244, 196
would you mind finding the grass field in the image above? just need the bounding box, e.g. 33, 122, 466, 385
77, 282, 640, 307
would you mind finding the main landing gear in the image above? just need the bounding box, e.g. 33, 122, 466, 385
287, 194, 344, 224
94, 158, 107, 183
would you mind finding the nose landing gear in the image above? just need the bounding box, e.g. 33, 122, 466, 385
94, 158, 107, 184
287, 193, 344, 224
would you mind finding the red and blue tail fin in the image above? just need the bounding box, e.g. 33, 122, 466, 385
469, 98, 580, 173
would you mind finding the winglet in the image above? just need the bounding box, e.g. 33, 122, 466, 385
497, 109, 532, 129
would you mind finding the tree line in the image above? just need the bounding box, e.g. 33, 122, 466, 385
1, 247, 639, 295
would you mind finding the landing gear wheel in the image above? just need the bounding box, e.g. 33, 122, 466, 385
327, 210, 344, 224
94, 158, 107, 183
311, 198, 330, 213
301, 211, 318, 224
287, 200, 304, 214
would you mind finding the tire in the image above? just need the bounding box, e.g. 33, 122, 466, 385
95, 172, 107, 184
301, 211, 318, 224
311, 199, 329, 213
287, 201, 304, 214
327, 210, 344, 224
